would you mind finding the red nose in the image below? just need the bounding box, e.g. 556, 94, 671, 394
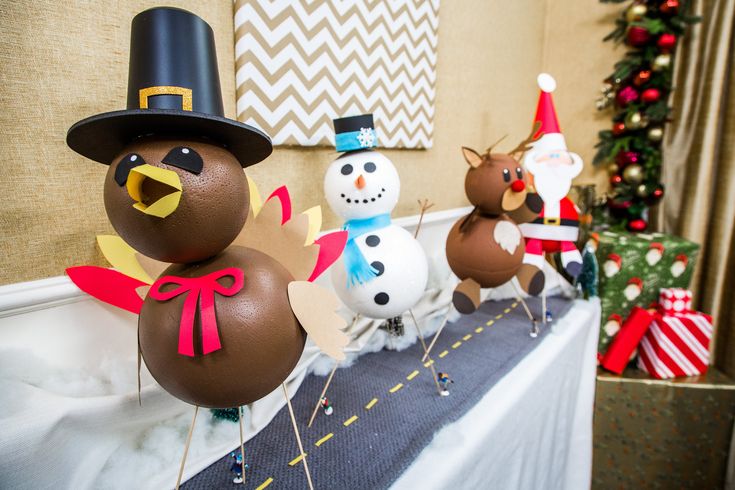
511, 180, 526, 192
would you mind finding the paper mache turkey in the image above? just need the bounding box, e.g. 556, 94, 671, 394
64, 7, 347, 488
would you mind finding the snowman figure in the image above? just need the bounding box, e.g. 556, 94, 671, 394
325, 114, 428, 320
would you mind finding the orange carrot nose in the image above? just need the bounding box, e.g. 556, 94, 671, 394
355, 174, 366, 189
511, 180, 526, 192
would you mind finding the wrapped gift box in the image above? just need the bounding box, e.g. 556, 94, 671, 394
595, 231, 699, 353
637, 309, 713, 379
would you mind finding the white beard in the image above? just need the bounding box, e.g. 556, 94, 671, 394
526, 151, 583, 204
493, 220, 521, 255
604, 320, 621, 337
646, 250, 662, 266
624, 284, 641, 301
603, 261, 620, 278
671, 261, 686, 278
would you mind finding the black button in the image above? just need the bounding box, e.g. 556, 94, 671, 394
370, 261, 384, 276
366, 235, 380, 247
374, 292, 390, 305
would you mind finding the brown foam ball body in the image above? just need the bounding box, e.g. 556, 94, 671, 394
446, 216, 525, 288
104, 137, 248, 263
139, 246, 305, 408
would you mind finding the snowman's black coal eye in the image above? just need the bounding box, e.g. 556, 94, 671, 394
502, 168, 511, 182
516, 168, 523, 179
162, 146, 203, 174
364, 162, 376, 173
115, 153, 145, 186
341, 164, 353, 175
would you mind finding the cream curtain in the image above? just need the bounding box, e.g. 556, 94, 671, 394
657, 0, 735, 375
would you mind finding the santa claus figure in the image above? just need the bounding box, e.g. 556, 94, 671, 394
603, 253, 622, 278
520, 74, 584, 278
624, 277, 643, 301
671, 254, 688, 277
603, 313, 622, 337
646, 242, 664, 266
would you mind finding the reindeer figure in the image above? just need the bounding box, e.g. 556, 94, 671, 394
445, 129, 545, 314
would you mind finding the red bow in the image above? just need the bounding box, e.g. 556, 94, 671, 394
149, 267, 244, 357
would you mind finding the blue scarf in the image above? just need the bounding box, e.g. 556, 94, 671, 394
343, 214, 391, 288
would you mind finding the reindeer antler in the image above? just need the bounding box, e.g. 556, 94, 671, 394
508, 121, 542, 159
484, 134, 508, 156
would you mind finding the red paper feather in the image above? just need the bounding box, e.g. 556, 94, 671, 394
66, 266, 147, 314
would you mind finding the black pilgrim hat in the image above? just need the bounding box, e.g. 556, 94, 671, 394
67, 7, 271, 167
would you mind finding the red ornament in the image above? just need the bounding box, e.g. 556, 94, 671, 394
610, 174, 623, 186
616, 86, 639, 107
616, 151, 640, 167
641, 88, 661, 103
645, 184, 665, 204
612, 122, 626, 135
627, 218, 648, 232
660, 0, 679, 15
627, 26, 651, 47
634, 70, 652, 86
657, 33, 677, 51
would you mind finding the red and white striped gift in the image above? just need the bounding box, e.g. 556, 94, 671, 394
659, 288, 693, 314
637, 311, 713, 379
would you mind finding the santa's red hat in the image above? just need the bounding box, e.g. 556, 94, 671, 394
674, 253, 688, 264
649, 242, 664, 253
627, 277, 643, 289
531, 73, 568, 152
607, 313, 622, 324
606, 253, 622, 266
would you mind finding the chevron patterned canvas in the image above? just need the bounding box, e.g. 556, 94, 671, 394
233, 0, 439, 149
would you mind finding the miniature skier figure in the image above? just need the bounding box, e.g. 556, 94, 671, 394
320, 396, 334, 416
437, 372, 454, 396
229, 451, 249, 484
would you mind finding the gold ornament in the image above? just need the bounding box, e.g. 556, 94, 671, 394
636, 184, 648, 197
623, 164, 644, 184
626, 4, 648, 22
624, 111, 646, 129
607, 163, 620, 175
648, 127, 664, 141
652, 54, 672, 71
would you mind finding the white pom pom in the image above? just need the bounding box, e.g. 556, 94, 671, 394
537, 73, 557, 92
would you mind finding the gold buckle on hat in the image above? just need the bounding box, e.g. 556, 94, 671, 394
139, 86, 193, 111
544, 217, 560, 225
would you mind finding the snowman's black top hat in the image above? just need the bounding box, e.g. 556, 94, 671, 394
67, 7, 271, 167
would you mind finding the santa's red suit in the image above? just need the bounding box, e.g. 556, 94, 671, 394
519, 196, 579, 250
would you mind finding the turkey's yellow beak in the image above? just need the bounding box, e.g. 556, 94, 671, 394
126, 164, 182, 218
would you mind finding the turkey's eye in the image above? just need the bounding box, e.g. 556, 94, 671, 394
115, 153, 144, 186
502, 168, 511, 182
364, 162, 376, 173
162, 146, 203, 174
341, 164, 353, 175
516, 168, 523, 180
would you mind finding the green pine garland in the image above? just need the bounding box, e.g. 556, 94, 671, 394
593, 0, 700, 231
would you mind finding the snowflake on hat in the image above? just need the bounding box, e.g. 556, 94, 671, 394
519, 74, 585, 279
671, 254, 688, 278
603, 253, 622, 278
357, 127, 376, 148
646, 242, 665, 266
603, 313, 622, 337
624, 277, 643, 301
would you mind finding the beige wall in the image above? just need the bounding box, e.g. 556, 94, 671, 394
0, 0, 615, 285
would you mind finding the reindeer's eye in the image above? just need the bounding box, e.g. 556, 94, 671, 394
502, 168, 511, 182
516, 168, 523, 180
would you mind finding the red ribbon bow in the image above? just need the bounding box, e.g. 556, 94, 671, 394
149, 267, 244, 357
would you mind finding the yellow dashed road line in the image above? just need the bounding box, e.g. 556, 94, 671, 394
463, 334, 472, 341
452, 341, 462, 349
495, 314, 503, 319
423, 359, 434, 367
406, 370, 419, 380
486, 320, 494, 326
343, 415, 358, 426
365, 398, 378, 410
288, 454, 305, 466
512, 302, 518, 308
255, 477, 273, 489
439, 350, 449, 358
389, 383, 404, 393
475, 327, 484, 333
315, 433, 333, 447
504, 308, 511, 313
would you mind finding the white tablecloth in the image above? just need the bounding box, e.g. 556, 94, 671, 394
392, 298, 600, 490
